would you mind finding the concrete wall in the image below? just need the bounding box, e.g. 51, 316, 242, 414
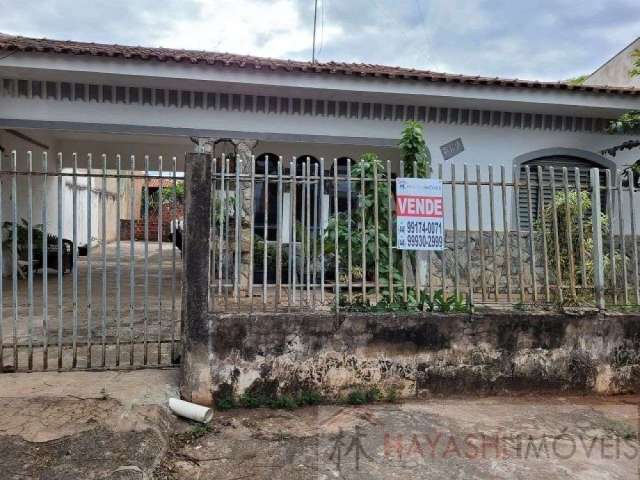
585, 37, 640, 88
205, 311, 640, 404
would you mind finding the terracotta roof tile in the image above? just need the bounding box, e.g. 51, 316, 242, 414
1, 33, 639, 96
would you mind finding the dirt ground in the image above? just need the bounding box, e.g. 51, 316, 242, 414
0, 370, 638, 479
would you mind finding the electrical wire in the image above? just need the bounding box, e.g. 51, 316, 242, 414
0, 50, 17, 61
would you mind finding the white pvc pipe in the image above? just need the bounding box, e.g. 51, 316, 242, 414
169, 398, 213, 423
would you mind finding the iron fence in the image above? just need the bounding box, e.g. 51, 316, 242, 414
0, 150, 183, 372
208, 155, 636, 312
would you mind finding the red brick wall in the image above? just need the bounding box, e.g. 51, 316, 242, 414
120, 203, 184, 242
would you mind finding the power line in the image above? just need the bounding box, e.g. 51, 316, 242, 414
312, 0, 319, 63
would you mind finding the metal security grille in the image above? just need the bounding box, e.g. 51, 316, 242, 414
517, 156, 605, 229
207, 155, 640, 312
0, 151, 183, 372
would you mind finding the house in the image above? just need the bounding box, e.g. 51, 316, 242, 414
1, 32, 639, 238
2, 31, 640, 374
584, 36, 640, 88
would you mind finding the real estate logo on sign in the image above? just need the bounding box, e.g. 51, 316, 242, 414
396, 178, 444, 251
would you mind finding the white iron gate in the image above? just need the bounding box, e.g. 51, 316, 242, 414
0, 150, 183, 372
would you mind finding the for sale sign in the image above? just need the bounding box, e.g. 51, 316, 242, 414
396, 178, 444, 251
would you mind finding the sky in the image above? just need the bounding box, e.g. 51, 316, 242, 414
0, 0, 638, 82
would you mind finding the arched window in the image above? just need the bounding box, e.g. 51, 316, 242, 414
254, 153, 279, 240
292, 155, 321, 226
329, 156, 358, 213
518, 155, 607, 229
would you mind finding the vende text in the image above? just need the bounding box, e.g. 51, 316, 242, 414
396, 195, 443, 218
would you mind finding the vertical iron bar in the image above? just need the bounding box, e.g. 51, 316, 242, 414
319, 158, 326, 303
592, 168, 605, 309
488, 165, 498, 302
476, 165, 486, 303
360, 158, 366, 302
628, 170, 640, 304
414, 162, 422, 301
373, 159, 380, 303
387, 160, 394, 302
224, 156, 231, 310
11, 151, 18, 370
128, 155, 136, 365
115, 155, 122, 365
263, 156, 269, 309
57, 153, 64, 369
549, 167, 563, 303
27, 151, 33, 370
605, 170, 617, 304
42, 152, 49, 369
574, 167, 587, 293
291, 158, 297, 305
101, 154, 107, 367
525, 166, 538, 302
170, 156, 178, 360
306, 161, 311, 304
562, 168, 577, 301
463, 165, 473, 305
347, 159, 353, 302
157, 156, 164, 363
311, 162, 319, 307
334, 158, 340, 310
86, 153, 93, 368
451, 164, 460, 298
248, 156, 255, 309
537, 166, 551, 303
617, 171, 629, 304
513, 166, 525, 304
234, 158, 241, 307
143, 155, 149, 364
438, 163, 446, 296
216, 157, 224, 297
287, 160, 294, 309
72, 153, 79, 368
500, 166, 512, 302
400, 162, 408, 301
276, 159, 283, 309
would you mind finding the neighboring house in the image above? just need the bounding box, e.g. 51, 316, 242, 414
584, 37, 640, 88
0, 32, 639, 235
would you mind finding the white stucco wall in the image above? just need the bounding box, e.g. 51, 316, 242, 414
585, 37, 640, 88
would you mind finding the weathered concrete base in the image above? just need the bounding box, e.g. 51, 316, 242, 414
209, 312, 640, 402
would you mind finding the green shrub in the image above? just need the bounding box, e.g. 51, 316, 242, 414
385, 387, 399, 403
296, 390, 323, 406
270, 395, 298, 410
347, 387, 382, 405
537, 190, 603, 288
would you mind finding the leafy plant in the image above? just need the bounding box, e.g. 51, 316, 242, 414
296, 389, 323, 406
322, 122, 433, 304
1, 219, 60, 259
338, 289, 469, 313
536, 190, 612, 294
566, 75, 588, 86
323, 152, 399, 292
270, 394, 298, 410
347, 387, 382, 405
399, 120, 432, 178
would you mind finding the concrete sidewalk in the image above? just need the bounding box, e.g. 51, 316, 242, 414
0, 369, 638, 479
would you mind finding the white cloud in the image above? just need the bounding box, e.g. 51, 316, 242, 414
150, 0, 341, 59
0, 0, 638, 81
